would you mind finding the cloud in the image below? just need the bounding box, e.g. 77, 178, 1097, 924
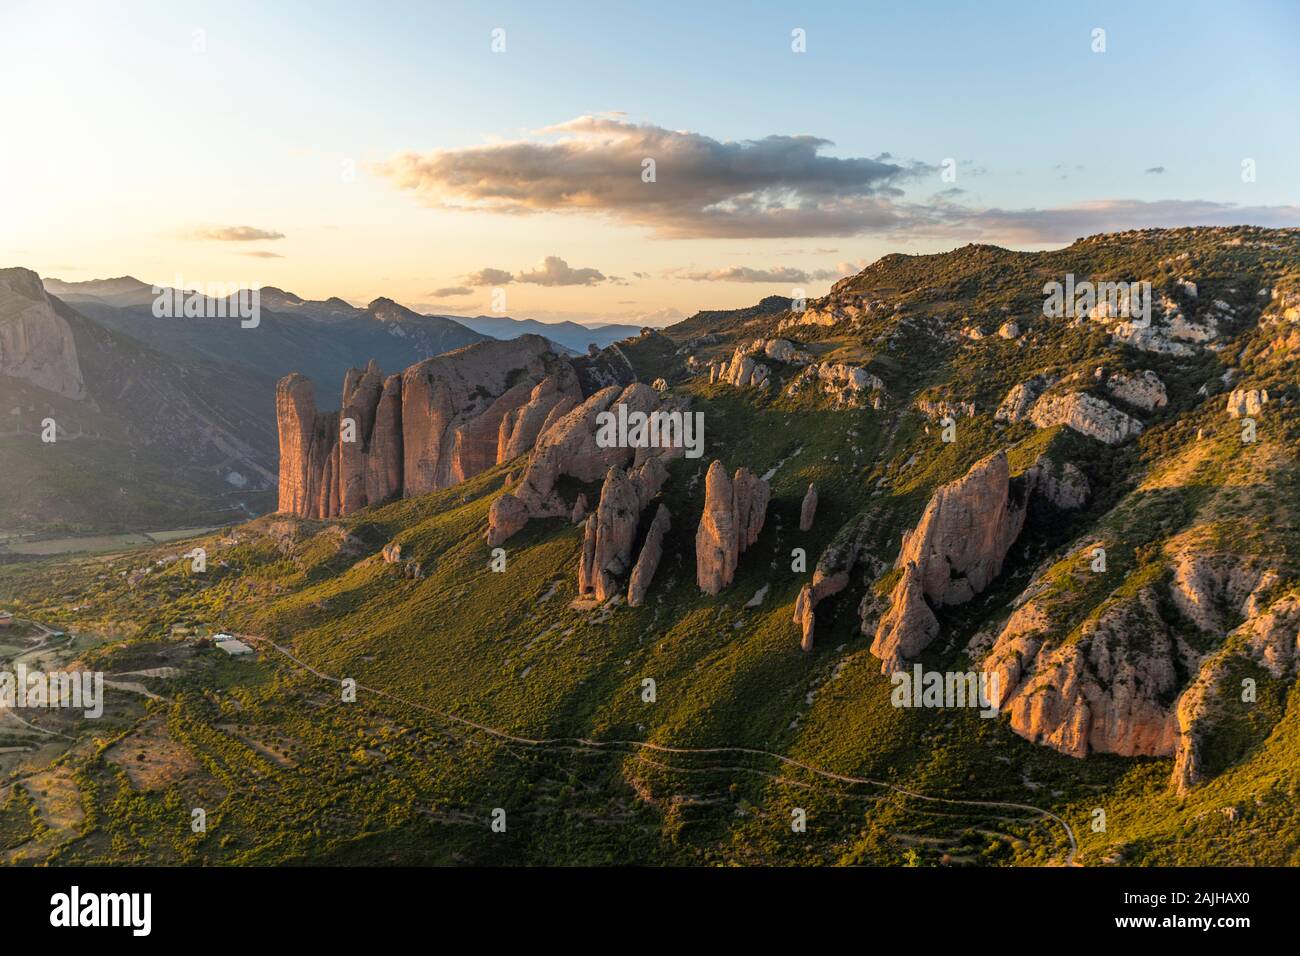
464, 267, 515, 286
515, 255, 606, 286
677, 265, 841, 283
427, 285, 473, 297
933, 198, 1300, 244
465, 256, 608, 287
372, 114, 931, 239
1145, 166, 1166, 174
187, 225, 285, 242
241, 250, 284, 258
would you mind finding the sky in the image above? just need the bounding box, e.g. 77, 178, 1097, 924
1, 0, 1297, 327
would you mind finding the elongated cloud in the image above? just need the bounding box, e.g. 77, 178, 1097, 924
678, 265, 841, 283
373, 115, 929, 239
187, 225, 285, 242
937, 199, 1300, 244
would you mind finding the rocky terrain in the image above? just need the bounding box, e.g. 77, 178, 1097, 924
3, 227, 1297, 867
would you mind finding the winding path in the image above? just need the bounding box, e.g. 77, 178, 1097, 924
242, 634, 1080, 865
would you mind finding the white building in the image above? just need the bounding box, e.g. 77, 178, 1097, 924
214, 637, 254, 656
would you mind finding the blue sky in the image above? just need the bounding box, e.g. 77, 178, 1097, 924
2, 0, 1296, 323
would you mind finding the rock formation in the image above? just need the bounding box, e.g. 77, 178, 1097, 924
869, 562, 939, 670
402, 336, 566, 495
869, 451, 1027, 671
982, 587, 1182, 758
578, 458, 670, 602
786, 363, 885, 408
1028, 391, 1144, 445
487, 382, 682, 546
277, 335, 568, 518
995, 374, 1056, 423
1023, 454, 1090, 509
799, 483, 818, 531
696, 461, 770, 595
497, 371, 582, 462
627, 504, 671, 607
793, 518, 876, 652
1172, 593, 1300, 792
0, 267, 85, 399
1105, 369, 1167, 411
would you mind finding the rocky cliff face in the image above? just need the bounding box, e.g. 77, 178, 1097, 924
869, 451, 1027, 671
486, 382, 683, 546
696, 461, 770, 595
1027, 390, 1144, 445
627, 504, 671, 607
0, 267, 85, 399
276, 335, 569, 518
982, 587, 1184, 758
578, 457, 668, 602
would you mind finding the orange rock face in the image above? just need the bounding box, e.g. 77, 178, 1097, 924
869, 451, 1026, 672
695, 460, 769, 595
276, 335, 567, 518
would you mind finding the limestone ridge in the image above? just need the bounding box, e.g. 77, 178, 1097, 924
696, 460, 771, 595
869, 451, 1027, 672
276, 335, 572, 518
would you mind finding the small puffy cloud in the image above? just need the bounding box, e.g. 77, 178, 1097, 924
465, 267, 515, 286
464, 256, 607, 287
516, 256, 606, 286
1145, 166, 1166, 174
187, 225, 285, 242
372, 114, 930, 239
428, 285, 473, 297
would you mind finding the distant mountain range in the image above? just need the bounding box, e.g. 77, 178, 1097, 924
43, 276, 643, 354
0, 271, 654, 534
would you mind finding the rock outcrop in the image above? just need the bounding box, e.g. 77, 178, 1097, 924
1028, 391, 1144, 445
1172, 593, 1300, 792
785, 363, 885, 408
868, 451, 1027, 671
695, 461, 770, 595
982, 587, 1183, 758
277, 335, 567, 518
799, 483, 818, 531
402, 336, 565, 496
497, 371, 582, 462
793, 518, 876, 651
627, 504, 671, 607
1105, 369, 1167, 412
0, 267, 85, 399
995, 374, 1056, 423
488, 382, 683, 546
578, 458, 670, 602
1024, 454, 1090, 509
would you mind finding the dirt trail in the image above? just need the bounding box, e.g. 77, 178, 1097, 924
243, 634, 1079, 865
